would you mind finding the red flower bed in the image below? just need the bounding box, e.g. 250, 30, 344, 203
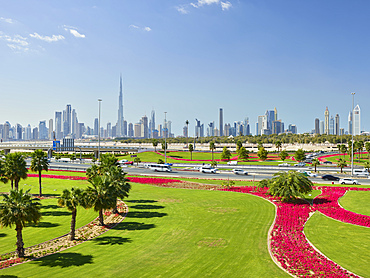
314, 186, 370, 227
127, 177, 182, 185
220, 186, 364, 277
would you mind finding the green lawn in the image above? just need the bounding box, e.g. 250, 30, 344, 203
0, 198, 97, 255
339, 191, 370, 216
0, 183, 288, 277
28, 170, 86, 177
305, 212, 369, 278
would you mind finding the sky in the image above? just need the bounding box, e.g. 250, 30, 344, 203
1, 0, 369, 136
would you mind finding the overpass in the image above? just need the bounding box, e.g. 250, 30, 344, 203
0, 142, 144, 157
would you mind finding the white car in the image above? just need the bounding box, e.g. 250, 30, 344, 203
278, 163, 290, 167
200, 166, 217, 174
339, 178, 359, 185
304, 171, 317, 178
233, 169, 248, 175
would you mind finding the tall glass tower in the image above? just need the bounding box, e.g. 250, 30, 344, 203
117, 75, 124, 136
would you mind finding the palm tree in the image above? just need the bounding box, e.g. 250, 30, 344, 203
58, 187, 85, 240
363, 161, 370, 174
275, 141, 282, 153
265, 171, 313, 202
0, 189, 41, 257
185, 120, 189, 147
152, 139, 158, 152
4, 153, 28, 190
106, 166, 131, 214
365, 142, 370, 161
188, 144, 194, 160
134, 157, 141, 166
337, 157, 347, 173
279, 150, 288, 161
209, 141, 215, 161
311, 158, 320, 172
30, 150, 49, 197
85, 175, 117, 226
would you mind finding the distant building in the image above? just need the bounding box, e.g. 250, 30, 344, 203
219, 108, 223, 136
329, 116, 334, 135
49, 119, 53, 140
315, 118, 320, 134
94, 118, 99, 136
324, 107, 329, 135
353, 104, 361, 135
335, 114, 340, 135
348, 111, 352, 135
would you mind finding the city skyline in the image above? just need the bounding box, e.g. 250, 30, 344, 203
1, 1, 370, 135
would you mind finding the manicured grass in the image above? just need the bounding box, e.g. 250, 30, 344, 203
1, 183, 288, 277
339, 191, 370, 216
0, 177, 88, 196
305, 212, 370, 278
0, 198, 97, 255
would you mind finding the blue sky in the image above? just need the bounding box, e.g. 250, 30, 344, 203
1, 0, 369, 136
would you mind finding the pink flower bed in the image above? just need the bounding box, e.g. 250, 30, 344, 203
220, 186, 365, 277
314, 186, 370, 227
26, 174, 182, 185
27, 174, 87, 180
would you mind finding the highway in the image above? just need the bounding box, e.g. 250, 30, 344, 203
29, 161, 370, 186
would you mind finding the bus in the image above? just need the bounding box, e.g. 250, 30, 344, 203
147, 164, 172, 172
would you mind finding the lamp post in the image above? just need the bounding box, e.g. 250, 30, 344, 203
164, 112, 167, 164
98, 99, 102, 161
351, 92, 355, 177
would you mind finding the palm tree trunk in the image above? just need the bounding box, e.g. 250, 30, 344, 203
70, 209, 77, 240
99, 209, 104, 226
112, 198, 118, 214
39, 171, 42, 197
15, 179, 19, 191
15, 225, 25, 258
11, 180, 13, 190
212, 150, 214, 161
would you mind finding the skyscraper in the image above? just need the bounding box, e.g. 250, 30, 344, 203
149, 110, 155, 138
141, 115, 148, 138
329, 116, 334, 135
348, 111, 352, 135
94, 118, 99, 136
72, 109, 78, 138
324, 107, 329, 135
55, 111, 62, 139
219, 108, 223, 137
335, 114, 340, 135
353, 104, 361, 135
314, 118, 320, 134
116, 75, 124, 137
49, 119, 53, 140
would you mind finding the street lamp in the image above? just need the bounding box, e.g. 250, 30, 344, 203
351, 92, 355, 177
98, 99, 102, 161
164, 112, 167, 164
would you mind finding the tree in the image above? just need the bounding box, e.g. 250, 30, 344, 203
238, 146, 249, 161
58, 187, 85, 240
365, 142, 370, 161
210, 160, 217, 167
209, 141, 216, 161
236, 140, 242, 152
0, 189, 41, 257
221, 147, 231, 161
134, 157, 141, 166
30, 150, 49, 197
261, 171, 313, 202
152, 139, 158, 152
364, 161, 370, 173
311, 158, 320, 172
106, 166, 131, 214
337, 157, 347, 173
162, 142, 168, 152
340, 145, 348, 156
0, 159, 7, 184
4, 153, 28, 190
85, 175, 117, 226
279, 150, 288, 161
294, 149, 306, 162
158, 158, 164, 164
188, 144, 194, 160
257, 147, 268, 161
275, 141, 282, 153
99, 153, 118, 172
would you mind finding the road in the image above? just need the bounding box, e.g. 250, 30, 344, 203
29, 161, 370, 186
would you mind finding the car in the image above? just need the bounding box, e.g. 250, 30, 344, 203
227, 161, 238, 165
278, 163, 290, 167
339, 178, 359, 185
200, 166, 217, 174
323, 161, 332, 164
232, 169, 248, 175
294, 162, 306, 167
164, 163, 173, 166
303, 171, 317, 178
119, 159, 134, 165
321, 175, 340, 181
